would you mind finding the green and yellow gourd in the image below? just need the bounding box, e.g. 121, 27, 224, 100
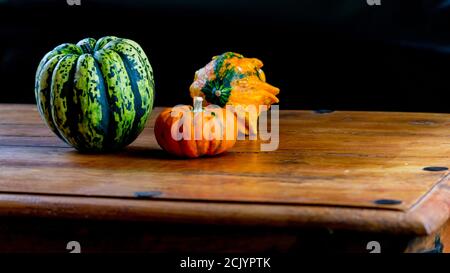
34, 36, 154, 152
190, 52, 279, 135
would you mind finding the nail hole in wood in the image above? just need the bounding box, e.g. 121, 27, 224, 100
134, 191, 163, 199
423, 166, 448, 172
314, 109, 334, 114
374, 199, 402, 205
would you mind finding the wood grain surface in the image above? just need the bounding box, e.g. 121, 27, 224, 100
1, 104, 450, 236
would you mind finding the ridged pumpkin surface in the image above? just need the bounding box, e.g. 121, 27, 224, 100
154, 106, 237, 158
34, 36, 154, 152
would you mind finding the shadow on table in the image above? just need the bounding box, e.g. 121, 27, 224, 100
118, 146, 231, 161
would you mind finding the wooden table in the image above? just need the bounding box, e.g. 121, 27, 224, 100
0, 104, 449, 253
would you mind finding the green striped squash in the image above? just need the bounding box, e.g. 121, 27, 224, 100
34, 36, 155, 152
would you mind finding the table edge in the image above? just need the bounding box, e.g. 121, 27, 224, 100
0, 190, 448, 236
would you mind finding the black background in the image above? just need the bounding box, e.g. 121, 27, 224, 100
1, 0, 450, 112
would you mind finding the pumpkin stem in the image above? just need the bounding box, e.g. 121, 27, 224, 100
193, 96, 203, 113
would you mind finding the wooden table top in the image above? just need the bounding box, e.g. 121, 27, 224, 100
1, 104, 450, 235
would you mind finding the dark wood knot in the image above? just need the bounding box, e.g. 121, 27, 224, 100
374, 199, 402, 205
134, 191, 163, 199
423, 166, 448, 172
314, 109, 334, 114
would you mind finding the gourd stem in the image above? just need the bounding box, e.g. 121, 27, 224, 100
193, 96, 203, 113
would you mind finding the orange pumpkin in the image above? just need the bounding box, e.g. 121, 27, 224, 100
154, 97, 237, 158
